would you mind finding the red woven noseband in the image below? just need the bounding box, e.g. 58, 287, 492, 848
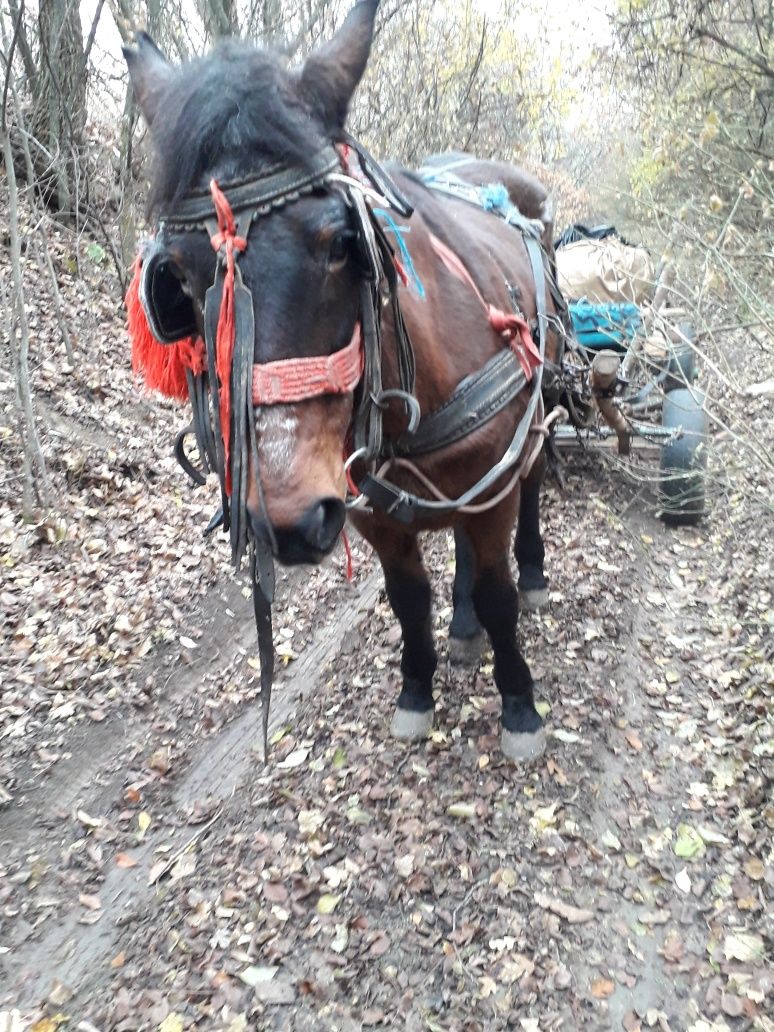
252, 324, 363, 405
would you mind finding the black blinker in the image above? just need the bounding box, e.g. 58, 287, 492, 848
140, 243, 198, 344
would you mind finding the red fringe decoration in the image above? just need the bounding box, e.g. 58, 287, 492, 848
126, 255, 205, 400
209, 180, 248, 494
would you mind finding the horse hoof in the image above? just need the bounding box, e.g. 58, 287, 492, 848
519, 587, 549, 611
448, 631, 486, 666
391, 707, 433, 741
501, 726, 547, 762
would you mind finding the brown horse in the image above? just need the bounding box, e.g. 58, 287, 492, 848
124, 0, 563, 761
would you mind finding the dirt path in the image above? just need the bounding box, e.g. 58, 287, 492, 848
1, 457, 771, 1032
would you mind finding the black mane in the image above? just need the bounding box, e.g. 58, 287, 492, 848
148, 42, 326, 214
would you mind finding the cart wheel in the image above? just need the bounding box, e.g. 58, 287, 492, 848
665, 322, 698, 391
660, 387, 708, 525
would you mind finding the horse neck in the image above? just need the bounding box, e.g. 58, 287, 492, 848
375, 205, 483, 438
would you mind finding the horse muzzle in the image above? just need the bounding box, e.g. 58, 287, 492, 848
250, 497, 346, 566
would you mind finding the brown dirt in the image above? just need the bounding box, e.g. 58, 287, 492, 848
2, 452, 771, 1032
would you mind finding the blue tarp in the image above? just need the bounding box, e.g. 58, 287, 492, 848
569, 301, 642, 351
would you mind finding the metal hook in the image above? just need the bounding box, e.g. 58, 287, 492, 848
375, 389, 421, 434
343, 446, 369, 476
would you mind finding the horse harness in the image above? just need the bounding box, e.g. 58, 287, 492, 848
134, 137, 555, 754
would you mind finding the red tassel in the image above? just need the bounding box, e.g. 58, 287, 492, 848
126, 255, 205, 400
209, 180, 248, 495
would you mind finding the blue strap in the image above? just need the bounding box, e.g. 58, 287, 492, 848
373, 208, 425, 299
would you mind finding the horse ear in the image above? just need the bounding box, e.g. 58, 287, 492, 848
123, 31, 175, 128
299, 0, 379, 130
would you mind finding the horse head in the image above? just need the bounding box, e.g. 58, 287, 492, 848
125, 2, 381, 566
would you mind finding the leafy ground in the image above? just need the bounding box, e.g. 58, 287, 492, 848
0, 203, 772, 1031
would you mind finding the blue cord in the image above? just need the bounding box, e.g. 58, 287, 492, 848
478, 183, 510, 213
373, 208, 426, 299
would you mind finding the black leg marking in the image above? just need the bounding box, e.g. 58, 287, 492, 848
515, 454, 549, 606
472, 563, 544, 755
450, 527, 484, 653
384, 565, 437, 718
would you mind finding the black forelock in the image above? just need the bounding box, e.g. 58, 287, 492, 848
147, 42, 327, 215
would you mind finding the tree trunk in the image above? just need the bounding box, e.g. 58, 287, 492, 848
2, 124, 52, 515
30, 0, 86, 216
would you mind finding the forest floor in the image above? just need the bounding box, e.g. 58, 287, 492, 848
0, 205, 772, 1032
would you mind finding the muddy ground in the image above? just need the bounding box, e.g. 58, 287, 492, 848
1, 445, 771, 1032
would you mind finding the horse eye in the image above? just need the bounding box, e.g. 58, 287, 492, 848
328, 231, 351, 267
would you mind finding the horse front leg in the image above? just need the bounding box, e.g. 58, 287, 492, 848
353, 519, 437, 740
464, 494, 546, 762
515, 448, 549, 610
449, 526, 484, 665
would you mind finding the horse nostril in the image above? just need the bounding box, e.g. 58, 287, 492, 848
300, 497, 346, 553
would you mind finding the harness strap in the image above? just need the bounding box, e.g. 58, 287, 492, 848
159, 148, 340, 227
356, 232, 550, 523
428, 233, 542, 381
251, 540, 275, 762
396, 349, 527, 457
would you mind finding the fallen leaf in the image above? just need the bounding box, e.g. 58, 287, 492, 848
625, 730, 643, 751
264, 881, 288, 903
30, 1020, 68, 1032
137, 811, 151, 840
253, 978, 296, 1004
148, 860, 167, 885
277, 747, 309, 770
158, 1015, 184, 1032
395, 854, 415, 879
169, 851, 196, 883
369, 931, 390, 956
675, 868, 692, 893
239, 965, 277, 987
674, 824, 705, 860
662, 930, 683, 963
298, 809, 324, 837
115, 852, 138, 869
591, 977, 615, 999
534, 892, 593, 924
78, 893, 101, 911
553, 729, 582, 744
743, 857, 765, 881
110, 951, 126, 969
720, 992, 744, 1018
316, 893, 341, 914
148, 747, 170, 774
724, 932, 764, 963
696, 825, 728, 846
479, 975, 498, 998
331, 924, 349, 953
601, 829, 621, 851
75, 809, 101, 829
447, 802, 476, 820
